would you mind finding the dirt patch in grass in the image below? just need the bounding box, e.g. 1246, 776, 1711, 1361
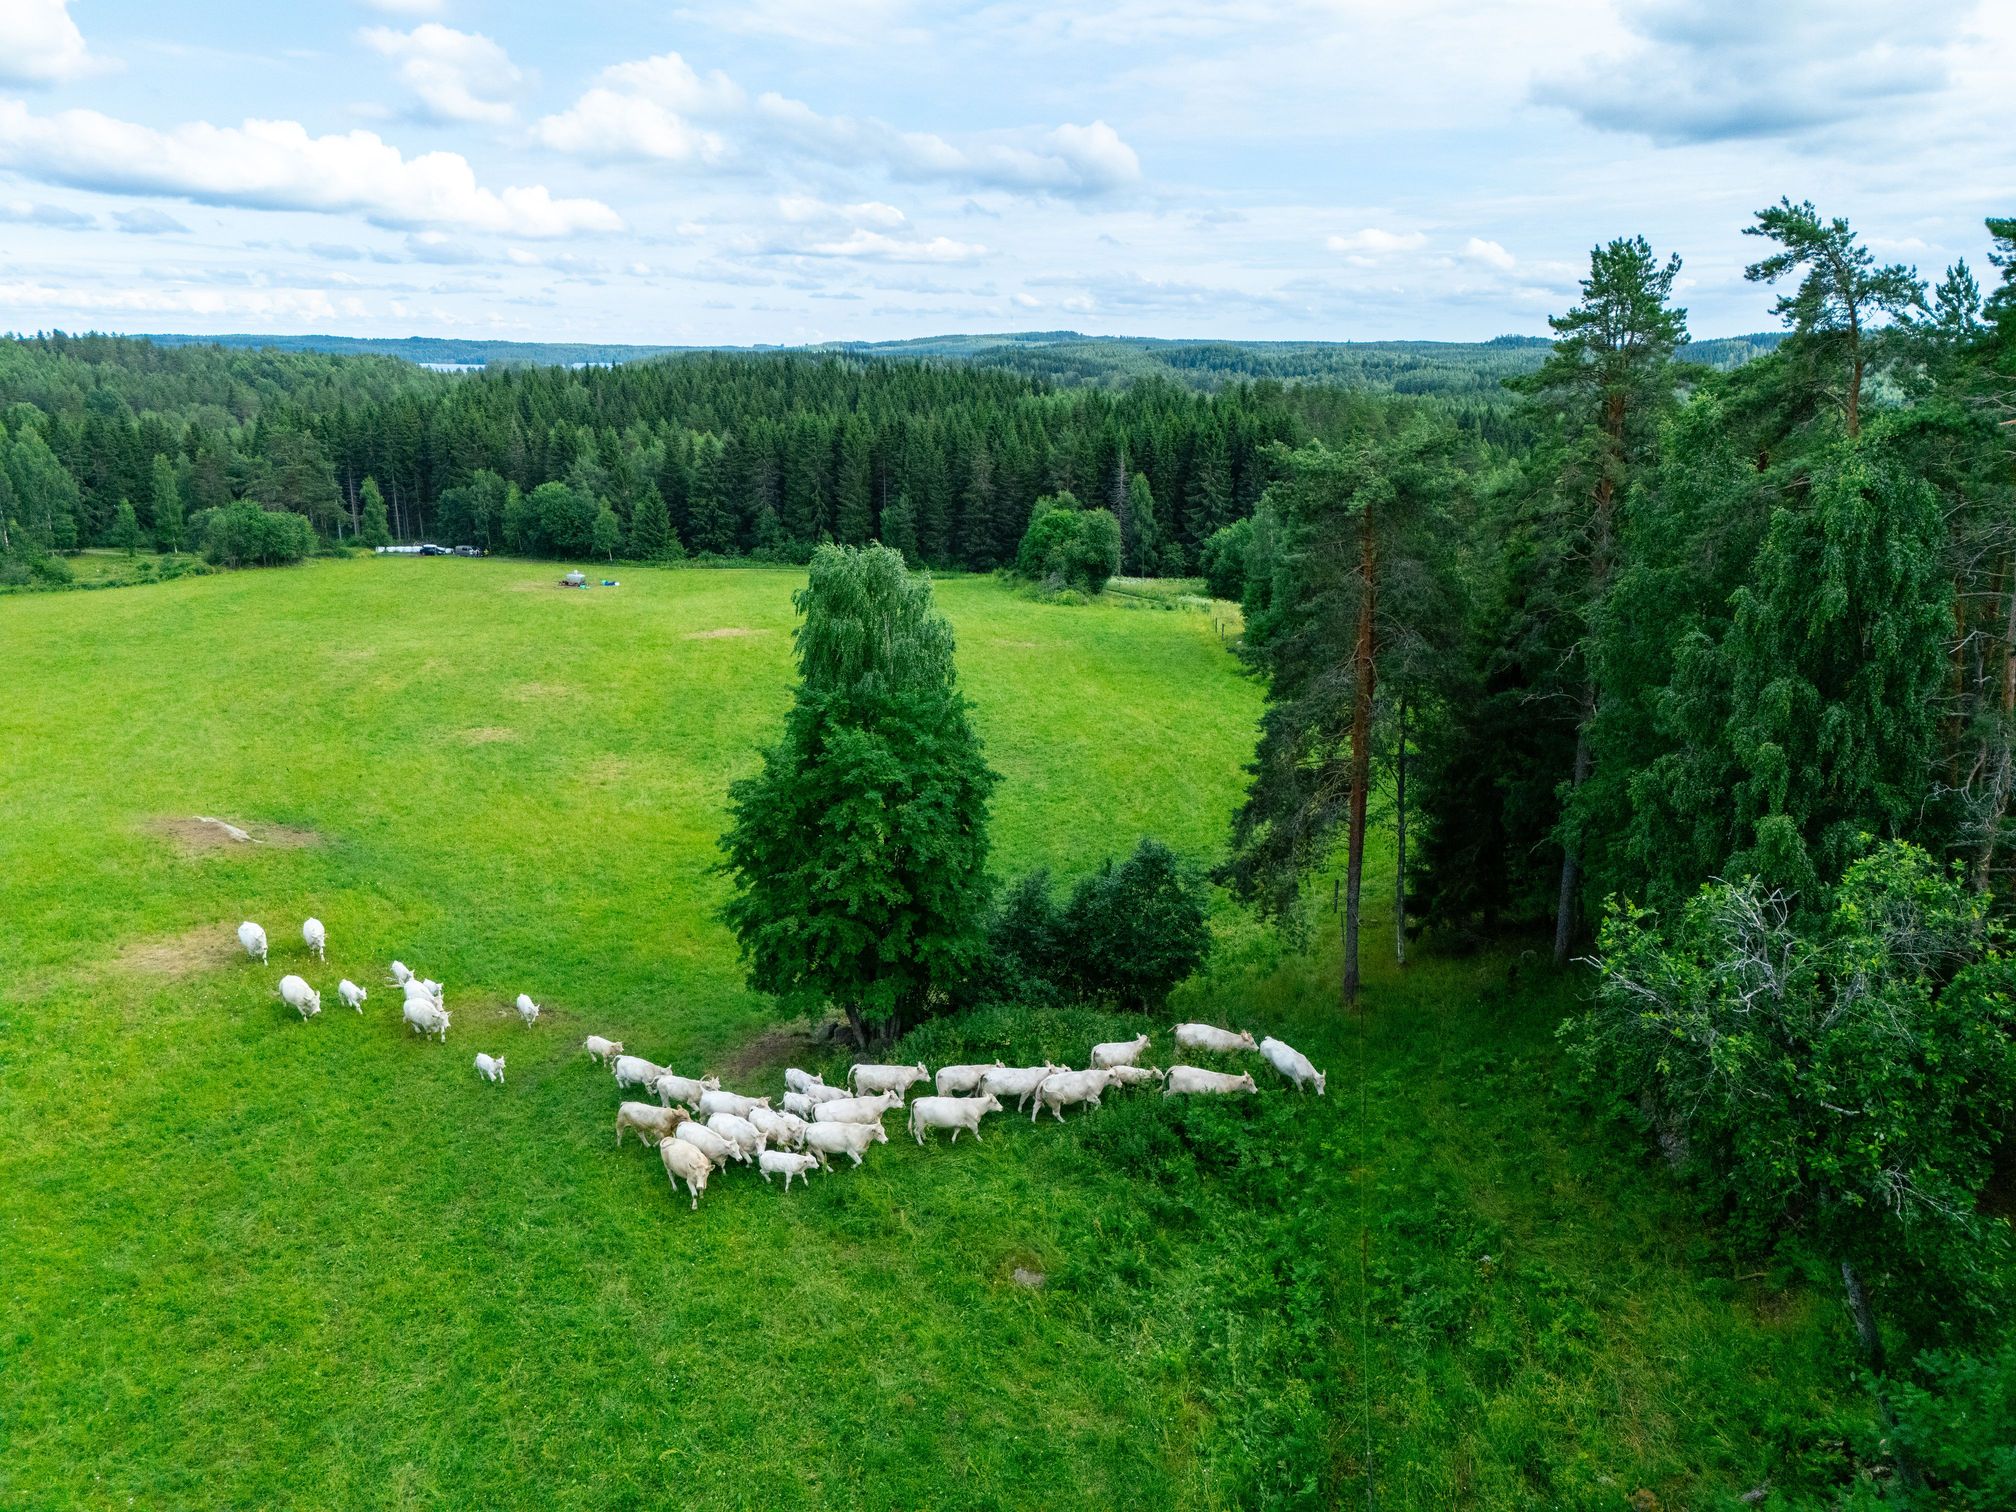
716, 1025, 821, 1080
459, 726, 518, 744
148, 817, 322, 856
113, 924, 243, 979
682, 627, 767, 641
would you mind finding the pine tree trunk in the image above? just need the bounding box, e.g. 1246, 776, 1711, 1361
1553, 711, 1593, 967
1394, 691, 1407, 967
1343, 524, 1377, 1008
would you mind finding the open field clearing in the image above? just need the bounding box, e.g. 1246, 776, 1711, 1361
0, 559, 1864, 1509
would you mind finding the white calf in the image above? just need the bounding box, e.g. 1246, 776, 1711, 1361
1173, 1023, 1257, 1054
800, 1081, 850, 1106
1259, 1036, 1326, 1096
847, 1061, 929, 1100
750, 1107, 808, 1150
582, 1035, 625, 1064
803, 1119, 888, 1168
1033, 1068, 1113, 1122
784, 1067, 827, 1095
1104, 1064, 1166, 1090
403, 977, 445, 1006
301, 918, 326, 961
978, 1064, 1067, 1112
934, 1061, 1004, 1096
1163, 1065, 1258, 1096
1091, 1033, 1152, 1069
697, 1089, 771, 1122
612, 1055, 670, 1092
514, 993, 540, 1027
618, 1101, 687, 1148
338, 979, 367, 1013
706, 1112, 763, 1163
659, 1135, 711, 1210
759, 1149, 821, 1191
237, 921, 268, 963
474, 1053, 506, 1084
277, 974, 321, 1020
673, 1121, 737, 1170
811, 1090, 901, 1126
781, 1091, 818, 1121
402, 1000, 450, 1042
908, 1093, 1002, 1145
388, 959, 413, 986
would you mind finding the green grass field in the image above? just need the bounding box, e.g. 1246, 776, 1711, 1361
0, 558, 1869, 1510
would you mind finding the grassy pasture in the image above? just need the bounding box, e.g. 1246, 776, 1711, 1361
0, 558, 1866, 1509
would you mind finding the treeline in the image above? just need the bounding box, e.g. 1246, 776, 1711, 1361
2, 334, 1514, 573
1217, 201, 2016, 1478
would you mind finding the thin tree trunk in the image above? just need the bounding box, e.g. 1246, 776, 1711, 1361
1554, 715, 1593, 967
1394, 691, 1407, 967
1840, 1259, 1921, 1490
1974, 562, 2016, 893
1343, 523, 1377, 1008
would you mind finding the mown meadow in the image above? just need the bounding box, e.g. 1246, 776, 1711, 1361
0, 558, 1870, 1509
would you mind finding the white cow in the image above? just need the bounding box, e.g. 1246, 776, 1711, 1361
612, 1055, 670, 1092
908, 1093, 1003, 1145
803, 1119, 888, 1168
474, 1053, 506, 1084
402, 1000, 450, 1042
338, 979, 368, 1013
237, 921, 268, 963
582, 1035, 625, 1064
673, 1121, 737, 1170
811, 1090, 901, 1126
1103, 1064, 1167, 1090
781, 1091, 818, 1121
301, 918, 326, 961
1259, 1036, 1326, 1096
1090, 1034, 1152, 1069
800, 1081, 850, 1107
1164, 1066, 1258, 1097
1173, 1023, 1257, 1054
514, 993, 540, 1027
655, 1071, 721, 1107
784, 1067, 827, 1095
847, 1061, 929, 1100
1032, 1068, 1113, 1122
934, 1061, 1004, 1096
706, 1112, 764, 1163
388, 959, 413, 986
697, 1089, 771, 1122
759, 1149, 821, 1191
749, 1107, 808, 1150
659, 1135, 712, 1210
277, 974, 321, 1020
978, 1064, 1068, 1112
618, 1101, 687, 1148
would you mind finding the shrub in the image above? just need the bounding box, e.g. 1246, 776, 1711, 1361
1015, 493, 1122, 595
983, 837, 1213, 1011
201, 502, 315, 567
1890, 1340, 2016, 1509
1198, 517, 1254, 601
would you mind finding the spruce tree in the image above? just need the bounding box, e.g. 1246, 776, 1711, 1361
626, 483, 673, 559
150, 453, 185, 553
1122, 472, 1160, 577
109, 498, 142, 555
359, 476, 390, 548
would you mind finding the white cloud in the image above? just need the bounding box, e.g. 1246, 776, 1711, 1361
0, 198, 94, 228
798, 230, 985, 262
535, 50, 1142, 197
1326, 227, 1428, 256
0, 278, 365, 322
361, 24, 527, 125
113, 207, 190, 235
777, 195, 906, 227
1462, 236, 1516, 270
1537, 0, 1975, 144
0, 100, 622, 238
0, 0, 98, 85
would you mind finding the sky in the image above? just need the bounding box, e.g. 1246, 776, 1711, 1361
1, 0, 2011, 345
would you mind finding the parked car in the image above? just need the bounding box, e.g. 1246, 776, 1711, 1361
418, 543, 449, 556
452, 545, 483, 557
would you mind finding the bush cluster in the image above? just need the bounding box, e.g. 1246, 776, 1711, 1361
195, 502, 315, 567
1014, 490, 1122, 596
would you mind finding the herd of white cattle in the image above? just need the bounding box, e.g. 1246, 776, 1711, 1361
236, 917, 1328, 1211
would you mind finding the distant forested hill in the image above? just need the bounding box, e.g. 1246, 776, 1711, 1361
127, 328, 1784, 394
